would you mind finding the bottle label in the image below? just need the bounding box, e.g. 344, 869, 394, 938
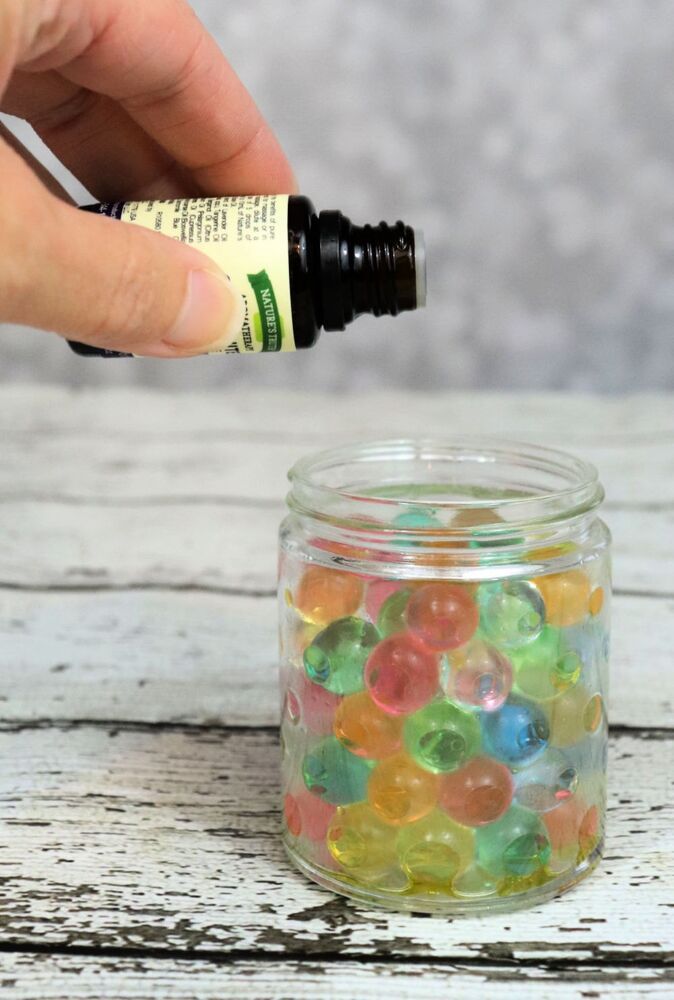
101, 195, 295, 353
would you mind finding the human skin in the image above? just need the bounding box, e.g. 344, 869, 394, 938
0, 0, 296, 356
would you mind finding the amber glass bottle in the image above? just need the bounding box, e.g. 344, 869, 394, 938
69, 195, 425, 357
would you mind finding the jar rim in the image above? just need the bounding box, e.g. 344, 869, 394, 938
287, 438, 603, 531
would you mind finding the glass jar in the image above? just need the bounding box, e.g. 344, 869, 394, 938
278, 440, 610, 913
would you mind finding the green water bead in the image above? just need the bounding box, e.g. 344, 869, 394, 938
476, 805, 551, 877
302, 736, 374, 805
404, 700, 481, 774
376, 588, 413, 637
479, 580, 545, 649
511, 625, 582, 701
303, 616, 379, 694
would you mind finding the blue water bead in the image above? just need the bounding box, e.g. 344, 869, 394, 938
514, 748, 578, 812
302, 736, 374, 805
481, 698, 549, 767
478, 580, 545, 649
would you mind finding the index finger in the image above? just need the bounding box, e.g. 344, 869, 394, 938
17, 0, 297, 194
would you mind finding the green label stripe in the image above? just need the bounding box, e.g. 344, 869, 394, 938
247, 269, 283, 352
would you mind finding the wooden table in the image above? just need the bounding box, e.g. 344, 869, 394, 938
0, 386, 672, 999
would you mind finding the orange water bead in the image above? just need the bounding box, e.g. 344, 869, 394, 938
589, 587, 604, 616
533, 569, 591, 628
368, 753, 439, 826
543, 794, 593, 853
294, 566, 364, 626
334, 691, 403, 759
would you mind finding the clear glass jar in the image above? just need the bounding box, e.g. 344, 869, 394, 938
278, 440, 610, 913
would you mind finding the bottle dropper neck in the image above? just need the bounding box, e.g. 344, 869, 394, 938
316, 211, 425, 331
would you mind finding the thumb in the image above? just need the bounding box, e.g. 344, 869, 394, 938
0, 153, 246, 357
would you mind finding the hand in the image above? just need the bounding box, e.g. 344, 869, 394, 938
0, 0, 296, 356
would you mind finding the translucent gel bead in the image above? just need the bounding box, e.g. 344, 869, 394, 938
542, 794, 587, 852
284, 789, 336, 841
365, 633, 440, 715
513, 749, 578, 812
451, 864, 499, 899
327, 802, 398, 875
544, 684, 597, 748
404, 700, 481, 774
439, 755, 514, 826
393, 507, 442, 533
450, 639, 513, 711
334, 691, 403, 759
365, 580, 403, 623
533, 570, 591, 628
286, 672, 342, 734
511, 626, 582, 702
377, 588, 414, 638
478, 580, 545, 649
563, 620, 610, 670
481, 699, 549, 767
294, 566, 364, 627
302, 736, 374, 805
368, 753, 438, 826
304, 617, 379, 695
397, 810, 474, 885
476, 805, 551, 878
407, 583, 480, 651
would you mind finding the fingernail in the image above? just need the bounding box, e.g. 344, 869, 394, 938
164, 268, 245, 354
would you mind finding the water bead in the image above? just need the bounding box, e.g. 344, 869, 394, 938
302, 737, 373, 804
476, 805, 551, 878
286, 672, 342, 735
365, 579, 403, 623
334, 691, 403, 759
513, 749, 578, 812
578, 804, 600, 860
542, 794, 587, 853
533, 569, 591, 628
304, 617, 379, 695
544, 684, 596, 748
589, 587, 604, 616
284, 789, 336, 841
451, 864, 499, 899
327, 802, 398, 874
511, 626, 582, 702
481, 698, 549, 766
294, 566, 364, 627
478, 580, 545, 649
450, 639, 513, 711
365, 633, 440, 715
406, 583, 480, 651
404, 700, 481, 774
377, 588, 413, 638
439, 756, 513, 826
397, 810, 474, 884
368, 753, 438, 826
393, 507, 443, 533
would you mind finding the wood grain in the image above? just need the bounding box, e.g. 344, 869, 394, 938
0, 726, 671, 960
0, 953, 671, 1000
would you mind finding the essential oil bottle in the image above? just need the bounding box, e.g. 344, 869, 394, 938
69, 195, 426, 357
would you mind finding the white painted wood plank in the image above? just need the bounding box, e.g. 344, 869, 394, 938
0, 432, 671, 508
0, 502, 669, 596
0, 954, 670, 1000
1, 386, 672, 445
0, 591, 669, 728
0, 727, 671, 960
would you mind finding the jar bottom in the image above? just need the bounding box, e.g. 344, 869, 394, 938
283, 836, 604, 915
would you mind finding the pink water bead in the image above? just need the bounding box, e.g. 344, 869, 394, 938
364, 633, 440, 716
284, 789, 336, 841
285, 672, 342, 734
439, 756, 513, 827
450, 639, 513, 711
407, 583, 479, 651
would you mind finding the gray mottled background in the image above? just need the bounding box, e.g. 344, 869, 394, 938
1, 0, 673, 391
